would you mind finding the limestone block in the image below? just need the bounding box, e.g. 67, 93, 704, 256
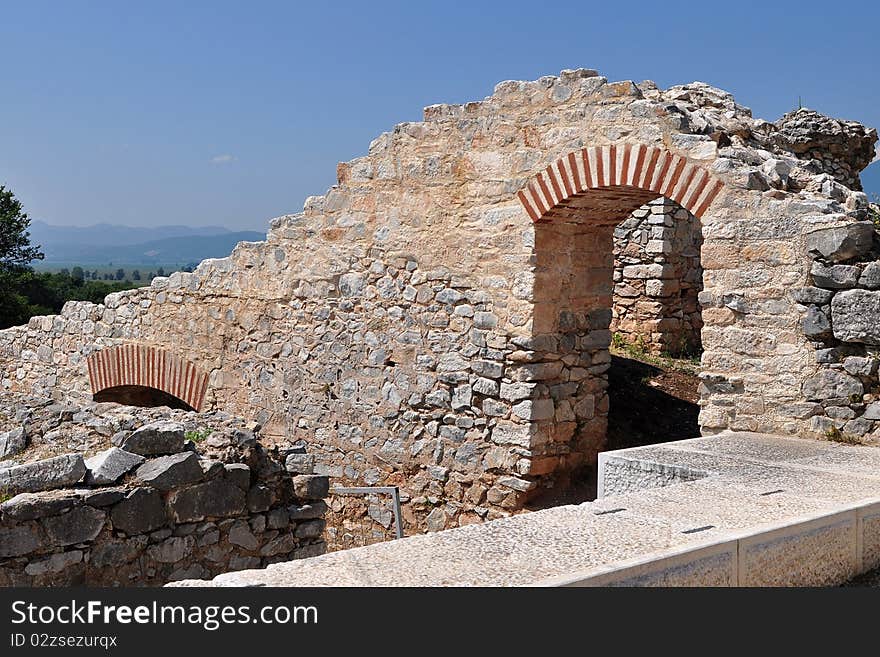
831, 289, 880, 344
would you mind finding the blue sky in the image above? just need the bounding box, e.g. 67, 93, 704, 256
1, 0, 878, 230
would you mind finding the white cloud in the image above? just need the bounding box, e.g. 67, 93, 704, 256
210, 154, 236, 164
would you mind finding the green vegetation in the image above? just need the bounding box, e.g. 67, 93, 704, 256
824, 425, 864, 446
869, 195, 880, 227
610, 331, 701, 374
0, 185, 140, 329
32, 262, 196, 283
185, 428, 213, 443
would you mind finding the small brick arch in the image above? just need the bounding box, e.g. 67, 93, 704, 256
87, 344, 209, 411
516, 143, 723, 222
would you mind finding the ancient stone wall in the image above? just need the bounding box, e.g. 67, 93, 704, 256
0, 399, 327, 585
792, 221, 880, 442
0, 70, 876, 544
612, 198, 703, 355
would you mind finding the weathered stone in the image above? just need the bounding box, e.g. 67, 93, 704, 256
147, 536, 191, 563
0, 454, 86, 495
843, 356, 878, 377
228, 520, 260, 550
42, 506, 106, 546
224, 463, 251, 490
110, 487, 167, 534
511, 399, 555, 421
85, 447, 145, 485
247, 484, 273, 513
25, 550, 83, 576
496, 476, 537, 492
168, 478, 247, 523
293, 519, 325, 539
292, 475, 329, 500
801, 306, 831, 338
831, 290, 880, 344
338, 273, 365, 297
134, 452, 204, 491
368, 504, 393, 528
859, 262, 880, 289
805, 222, 874, 263
811, 262, 861, 289
0, 490, 78, 521
288, 501, 328, 521
90, 540, 143, 568
0, 523, 41, 558
791, 287, 834, 305
266, 507, 289, 530
802, 370, 862, 401
118, 421, 186, 456
260, 533, 296, 556
863, 402, 880, 420
425, 508, 447, 532
80, 488, 126, 507
843, 418, 873, 437
285, 453, 314, 475
0, 427, 26, 459
491, 421, 531, 448
229, 555, 261, 570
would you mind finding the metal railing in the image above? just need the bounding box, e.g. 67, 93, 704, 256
331, 486, 404, 539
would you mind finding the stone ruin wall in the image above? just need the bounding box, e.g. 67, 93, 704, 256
612, 198, 703, 356
0, 400, 327, 586
0, 70, 876, 545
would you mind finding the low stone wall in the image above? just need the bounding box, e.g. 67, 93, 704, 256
170, 433, 880, 587
0, 397, 327, 586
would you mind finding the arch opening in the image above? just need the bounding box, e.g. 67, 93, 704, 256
87, 344, 209, 412
520, 144, 720, 508
93, 385, 196, 411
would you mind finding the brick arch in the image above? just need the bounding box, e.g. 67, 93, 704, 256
516, 143, 724, 222
87, 344, 209, 411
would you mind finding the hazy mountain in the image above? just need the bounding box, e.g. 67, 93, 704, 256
863, 161, 880, 200
28, 221, 266, 265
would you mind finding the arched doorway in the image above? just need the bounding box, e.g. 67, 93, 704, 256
517, 143, 723, 503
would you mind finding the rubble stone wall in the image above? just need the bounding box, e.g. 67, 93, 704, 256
793, 221, 880, 442
612, 198, 703, 355
0, 70, 876, 542
0, 401, 327, 586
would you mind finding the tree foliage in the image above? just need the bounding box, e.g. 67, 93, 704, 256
0, 185, 138, 329
0, 185, 43, 271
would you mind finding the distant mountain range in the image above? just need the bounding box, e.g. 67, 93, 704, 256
28, 221, 266, 266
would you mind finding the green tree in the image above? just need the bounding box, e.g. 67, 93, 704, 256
115, 268, 125, 281
0, 186, 44, 328
71, 266, 85, 284
157, 266, 165, 277
131, 269, 141, 281
0, 186, 43, 270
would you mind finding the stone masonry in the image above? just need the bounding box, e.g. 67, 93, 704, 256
612, 198, 703, 355
0, 396, 327, 585
0, 70, 877, 544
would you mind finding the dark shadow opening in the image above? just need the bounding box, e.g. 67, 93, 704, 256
605, 354, 699, 450
93, 385, 195, 411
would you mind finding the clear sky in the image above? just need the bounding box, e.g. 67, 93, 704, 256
2, 0, 878, 230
